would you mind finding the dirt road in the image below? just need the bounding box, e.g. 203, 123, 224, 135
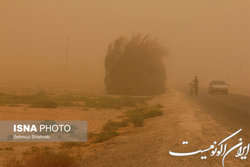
81, 90, 250, 167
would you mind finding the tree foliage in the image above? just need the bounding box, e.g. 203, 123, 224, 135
104, 34, 168, 95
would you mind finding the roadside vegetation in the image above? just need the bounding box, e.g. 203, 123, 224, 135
0, 92, 149, 109
84, 96, 148, 109
89, 104, 163, 143
3, 94, 164, 167
58, 104, 164, 148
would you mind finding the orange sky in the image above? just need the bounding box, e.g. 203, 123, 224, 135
0, 0, 250, 91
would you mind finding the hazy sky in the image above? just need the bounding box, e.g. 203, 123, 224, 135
0, 0, 249, 90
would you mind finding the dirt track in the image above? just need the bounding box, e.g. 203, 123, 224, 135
81, 90, 250, 167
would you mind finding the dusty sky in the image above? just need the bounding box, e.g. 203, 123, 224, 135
0, 0, 249, 91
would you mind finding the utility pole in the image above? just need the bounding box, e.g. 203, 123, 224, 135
65, 36, 69, 93
238, 55, 243, 90
238, 54, 248, 91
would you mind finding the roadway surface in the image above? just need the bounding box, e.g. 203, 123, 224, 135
182, 87, 250, 138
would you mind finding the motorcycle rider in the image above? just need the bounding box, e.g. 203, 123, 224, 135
190, 76, 199, 95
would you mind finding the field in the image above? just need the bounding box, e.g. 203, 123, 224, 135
0, 89, 162, 167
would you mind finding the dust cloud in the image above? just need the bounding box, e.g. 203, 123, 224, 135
0, 0, 249, 93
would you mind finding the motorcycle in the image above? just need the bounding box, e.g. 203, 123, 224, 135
190, 82, 199, 96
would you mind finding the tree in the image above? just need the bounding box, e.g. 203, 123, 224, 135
104, 34, 168, 95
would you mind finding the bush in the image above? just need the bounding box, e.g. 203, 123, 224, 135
5, 147, 14, 151
143, 107, 163, 118
126, 108, 145, 126
126, 107, 163, 126
93, 120, 128, 143
30, 99, 58, 108
92, 106, 163, 143
95, 131, 119, 143
85, 96, 116, 108
102, 120, 128, 131
156, 103, 164, 108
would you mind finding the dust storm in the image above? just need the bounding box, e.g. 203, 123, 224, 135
0, 0, 250, 93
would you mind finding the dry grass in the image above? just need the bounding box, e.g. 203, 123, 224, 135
5, 151, 79, 167
91, 105, 163, 143
0, 92, 157, 165
126, 105, 163, 126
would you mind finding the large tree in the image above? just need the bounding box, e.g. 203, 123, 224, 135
104, 34, 167, 95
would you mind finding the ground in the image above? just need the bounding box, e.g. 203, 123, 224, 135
81, 89, 250, 167
0, 89, 249, 167
0, 104, 127, 166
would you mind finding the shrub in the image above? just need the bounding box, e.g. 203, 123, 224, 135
93, 119, 129, 143
92, 106, 163, 143
5, 147, 14, 151
156, 103, 164, 108
126, 108, 145, 126
126, 107, 163, 126
103, 120, 128, 131
95, 131, 119, 143
85, 96, 116, 108
30, 99, 58, 108
143, 107, 163, 118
